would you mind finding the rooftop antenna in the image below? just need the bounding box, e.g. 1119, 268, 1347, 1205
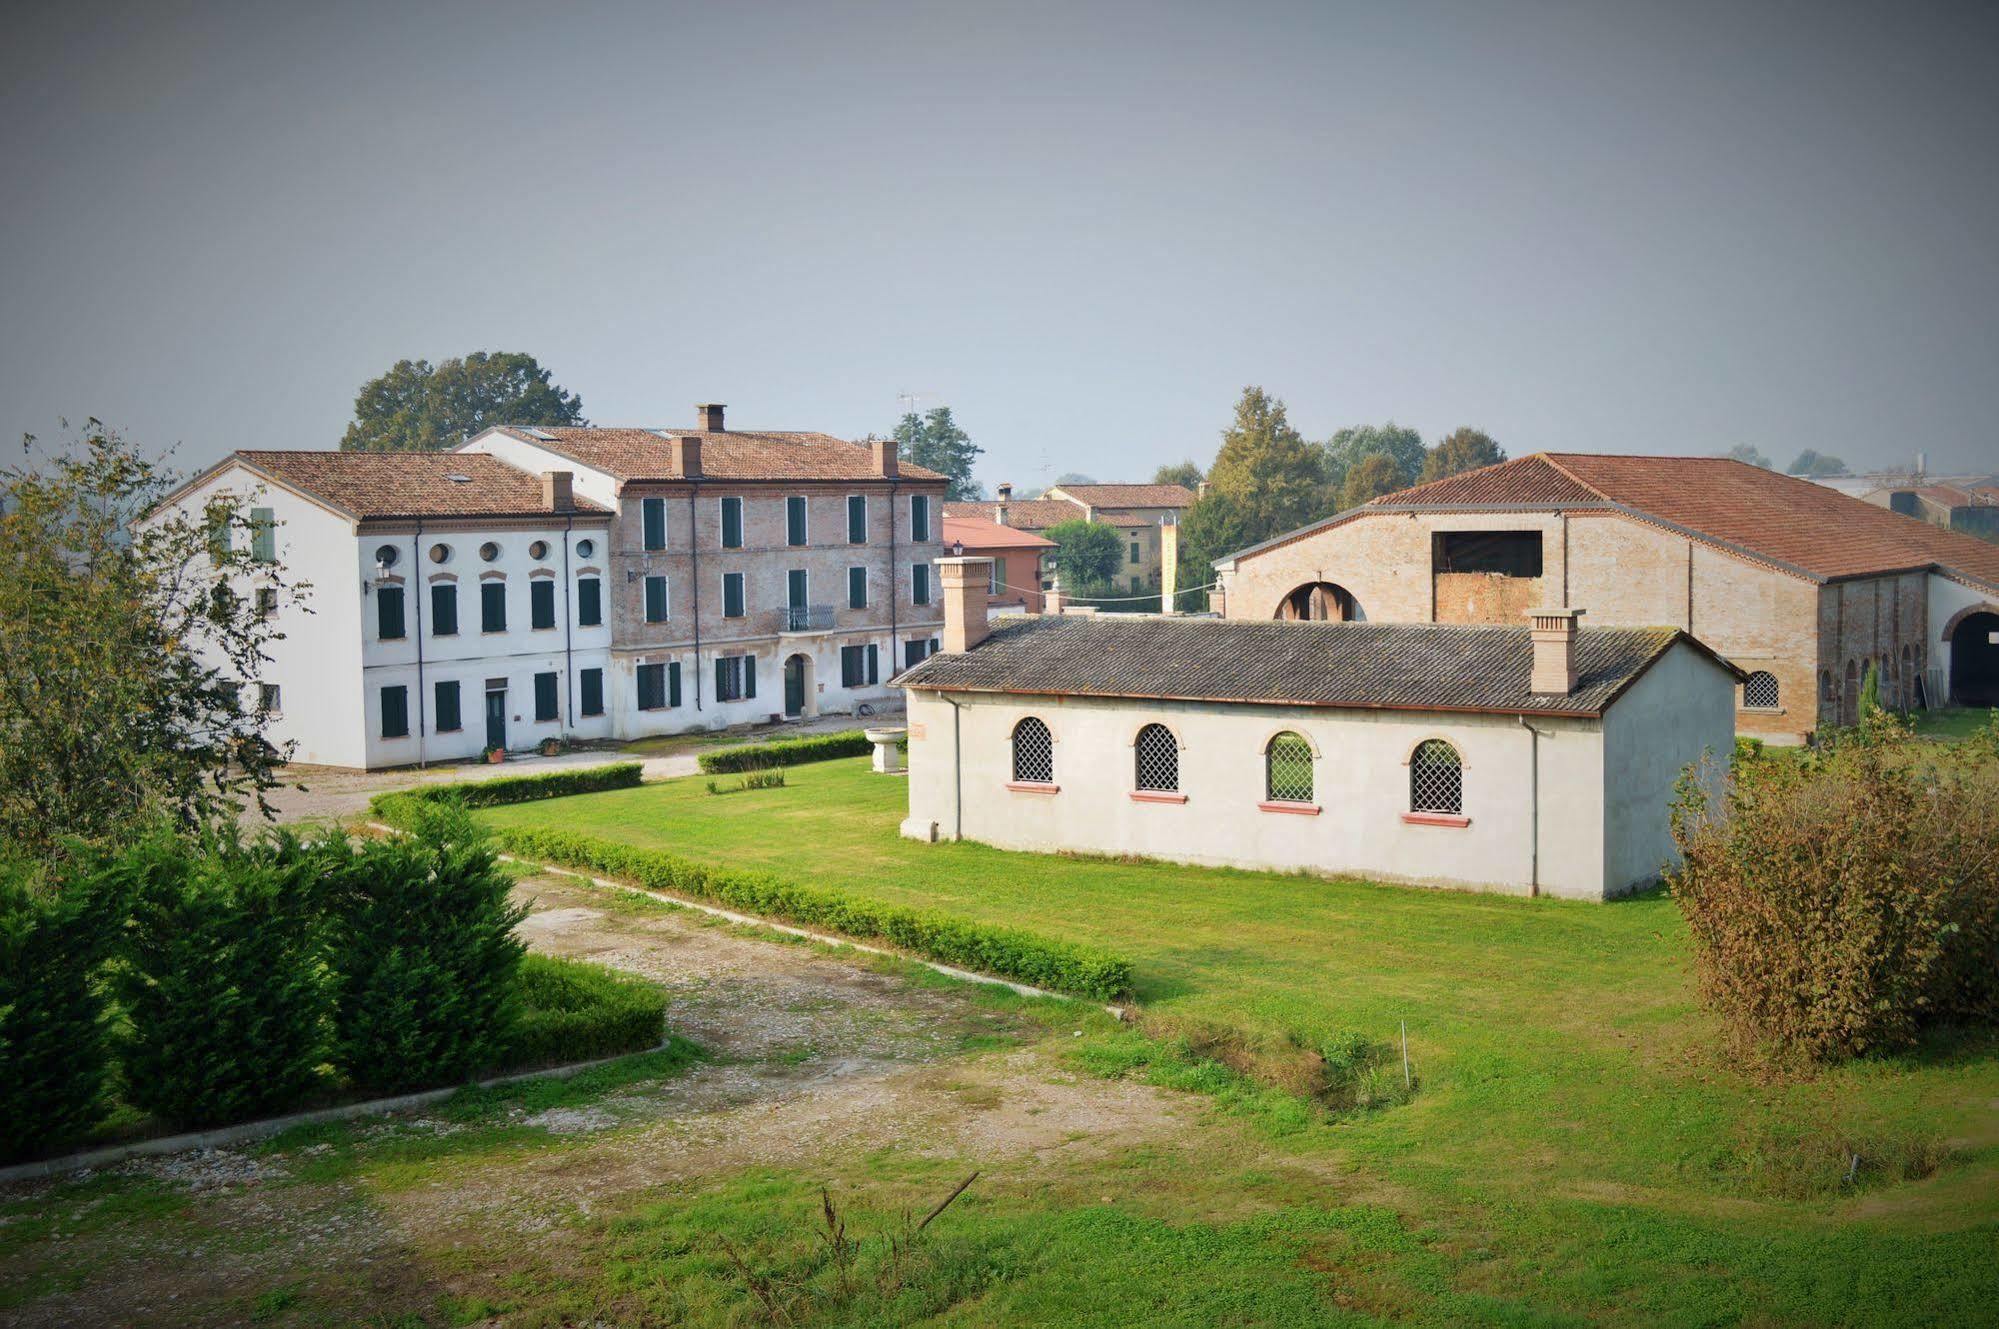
896, 390, 937, 417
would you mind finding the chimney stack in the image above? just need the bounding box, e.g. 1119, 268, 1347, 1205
542, 470, 574, 512
937, 557, 991, 652
694, 403, 726, 432
993, 482, 1012, 526
1044, 577, 1065, 616
871, 438, 899, 477
1527, 608, 1584, 695
1159, 514, 1179, 611
671, 434, 703, 478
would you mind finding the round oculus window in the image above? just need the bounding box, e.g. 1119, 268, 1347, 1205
374, 544, 400, 567
480, 541, 501, 562
429, 543, 451, 564
529, 539, 550, 560
575, 538, 595, 559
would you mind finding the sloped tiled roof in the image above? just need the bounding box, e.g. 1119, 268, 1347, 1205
1229, 452, 1999, 588
485, 426, 946, 483
942, 498, 1086, 530
1049, 483, 1198, 509
942, 514, 1056, 550
230, 452, 610, 521
897, 615, 1724, 717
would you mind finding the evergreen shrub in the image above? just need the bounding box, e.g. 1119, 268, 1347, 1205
0, 861, 122, 1158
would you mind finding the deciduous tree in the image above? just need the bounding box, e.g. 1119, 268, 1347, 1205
341, 351, 584, 452
1203, 387, 1328, 547
0, 423, 304, 860
1418, 428, 1505, 483
1339, 453, 1410, 508
1152, 461, 1204, 490
1321, 422, 1424, 493
1785, 448, 1849, 477
1043, 518, 1123, 594
893, 406, 984, 501
1724, 444, 1773, 469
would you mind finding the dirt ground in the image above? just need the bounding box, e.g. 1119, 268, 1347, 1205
0, 872, 1187, 1327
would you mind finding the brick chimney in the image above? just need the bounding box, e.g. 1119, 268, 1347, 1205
1160, 514, 1179, 611
1527, 608, 1584, 695
993, 482, 1012, 526
1043, 577, 1065, 616
541, 470, 574, 512
937, 557, 991, 652
670, 434, 702, 478
694, 403, 725, 432
871, 438, 899, 477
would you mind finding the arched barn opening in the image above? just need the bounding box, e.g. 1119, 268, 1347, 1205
1950, 610, 1999, 707
1277, 582, 1363, 622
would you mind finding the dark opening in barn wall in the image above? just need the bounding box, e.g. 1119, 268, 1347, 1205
1950, 610, 1999, 707
1431, 531, 1545, 625
1432, 531, 1545, 577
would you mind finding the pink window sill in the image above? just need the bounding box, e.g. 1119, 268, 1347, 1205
1005, 781, 1059, 794
1129, 790, 1189, 805
1258, 801, 1321, 816
1401, 811, 1470, 828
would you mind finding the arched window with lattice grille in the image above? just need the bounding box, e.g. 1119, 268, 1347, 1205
1409, 740, 1462, 815
1133, 723, 1179, 793
1011, 717, 1053, 784
1742, 671, 1779, 710
1265, 732, 1314, 803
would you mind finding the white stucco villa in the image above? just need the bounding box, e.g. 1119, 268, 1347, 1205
894, 558, 1743, 900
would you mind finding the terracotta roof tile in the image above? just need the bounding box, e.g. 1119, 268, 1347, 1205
1359, 453, 1999, 586
1048, 483, 1198, 508
233, 452, 609, 521
490, 426, 947, 484
897, 615, 1710, 717
942, 514, 1056, 550
942, 498, 1085, 530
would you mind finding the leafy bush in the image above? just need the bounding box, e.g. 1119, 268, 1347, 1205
323, 810, 527, 1092
507, 954, 668, 1065
697, 731, 872, 774
1670, 717, 1999, 1061
0, 862, 123, 1159
368, 762, 643, 821
426, 820, 1133, 1001
110, 832, 332, 1127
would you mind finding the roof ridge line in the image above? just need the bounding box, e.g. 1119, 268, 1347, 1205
1533, 452, 1615, 502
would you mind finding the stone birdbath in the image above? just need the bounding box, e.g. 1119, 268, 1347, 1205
864, 726, 907, 774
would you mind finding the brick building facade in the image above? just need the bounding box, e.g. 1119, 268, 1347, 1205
1216, 454, 1999, 742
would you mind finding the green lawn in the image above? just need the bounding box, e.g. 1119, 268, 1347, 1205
477, 758, 1999, 1324
1909, 705, 1998, 742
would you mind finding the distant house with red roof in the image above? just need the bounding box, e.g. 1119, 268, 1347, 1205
945, 480, 1196, 597
941, 512, 1055, 615
1215, 453, 1999, 740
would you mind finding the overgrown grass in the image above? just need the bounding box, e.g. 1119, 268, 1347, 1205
468, 757, 1999, 1322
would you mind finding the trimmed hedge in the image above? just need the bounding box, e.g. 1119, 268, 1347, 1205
441, 819, 1133, 1001
697, 731, 873, 774
370, 762, 644, 821
0, 864, 121, 1158
508, 953, 669, 1065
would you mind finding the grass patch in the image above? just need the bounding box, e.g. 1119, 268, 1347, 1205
467, 758, 1999, 1322
508, 953, 670, 1065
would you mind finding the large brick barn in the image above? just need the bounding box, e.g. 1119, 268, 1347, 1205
1214, 454, 1999, 743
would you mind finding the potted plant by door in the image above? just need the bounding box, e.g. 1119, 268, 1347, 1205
483, 745, 506, 764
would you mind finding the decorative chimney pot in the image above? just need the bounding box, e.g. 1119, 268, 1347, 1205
695, 402, 726, 432
1528, 607, 1585, 695
936, 556, 992, 652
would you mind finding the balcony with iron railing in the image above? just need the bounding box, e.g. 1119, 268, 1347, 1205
783, 603, 836, 632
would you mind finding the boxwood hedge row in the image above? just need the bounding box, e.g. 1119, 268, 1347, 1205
373, 762, 645, 816
696, 730, 873, 774
387, 808, 1133, 1001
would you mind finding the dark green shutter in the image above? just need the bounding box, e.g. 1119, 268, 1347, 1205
668, 661, 682, 707
786, 496, 807, 546
646, 575, 667, 622
787, 568, 807, 610
580, 668, 603, 716
911, 495, 930, 542
745, 654, 757, 699
722, 497, 743, 548
531, 579, 556, 629
577, 577, 601, 626
250, 508, 276, 562
867, 643, 879, 684
715, 656, 727, 699
848, 566, 866, 608
481, 582, 506, 631
643, 497, 666, 550
435, 680, 461, 731
376, 586, 405, 639
724, 573, 744, 618
847, 495, 866, 543
431, 583, 458, 636
534, 671, 558, 721
381, 685, 408, 738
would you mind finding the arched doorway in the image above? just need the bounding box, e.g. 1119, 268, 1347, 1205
783, 652, 814, 719
1949, 610, 1999, 707
1276, 582, 1363, 622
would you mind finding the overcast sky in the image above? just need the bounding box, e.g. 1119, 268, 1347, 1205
4, 0, 1996, 487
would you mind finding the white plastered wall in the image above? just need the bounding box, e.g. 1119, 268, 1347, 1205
1598, 641, 1739, 895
